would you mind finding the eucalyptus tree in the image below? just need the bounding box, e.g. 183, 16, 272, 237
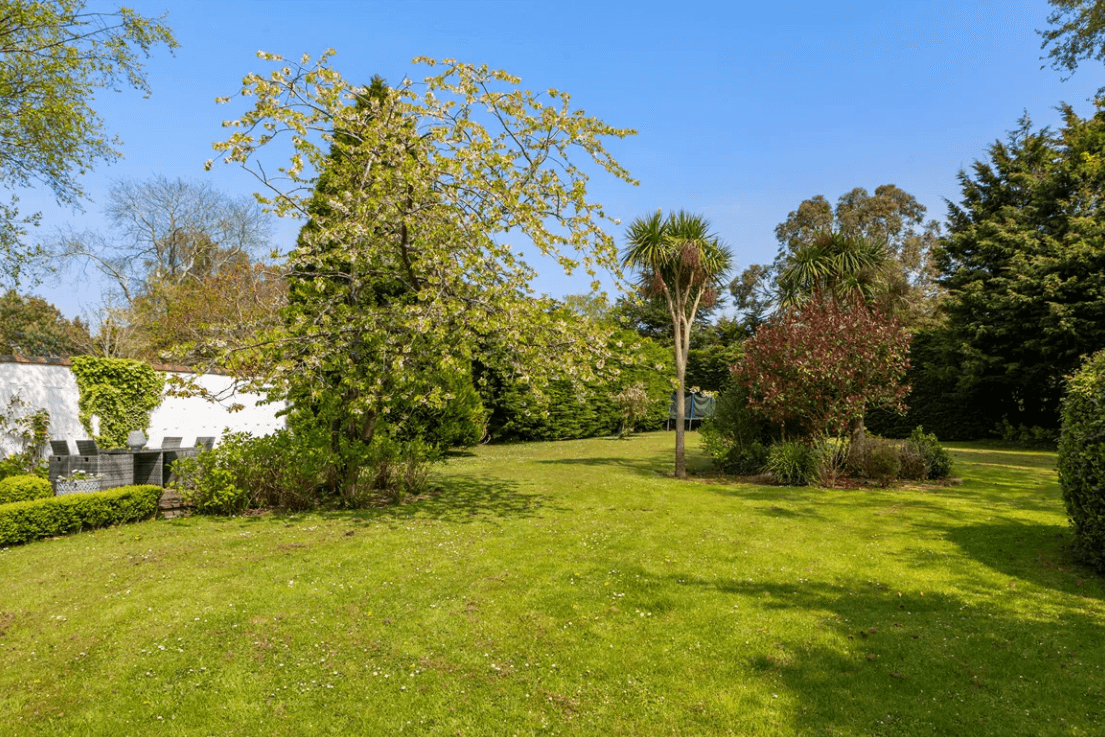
622, 210, 732, 478
209, 51, 637, 496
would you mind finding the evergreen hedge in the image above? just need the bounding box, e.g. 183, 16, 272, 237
1058, 349, 1105, 571
0, 485, 162, 546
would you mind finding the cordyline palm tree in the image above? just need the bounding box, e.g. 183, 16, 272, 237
623, 210, 732, 478
776, 229, 890, 310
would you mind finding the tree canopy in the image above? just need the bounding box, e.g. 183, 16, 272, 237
936, 106, 1105, 430
0, 289, 89, 356
770, 185, 943, 324
210, 52, 637, 495
1039, 0, 1105, 86
0, 0, 176, 287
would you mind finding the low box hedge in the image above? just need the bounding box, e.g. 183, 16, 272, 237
0, 485, 162, 546
0, 474, 53, 505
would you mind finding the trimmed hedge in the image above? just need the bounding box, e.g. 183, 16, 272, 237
0, 485, 162, 546
0, 474, 52, 505
1058, 349, 1105, 572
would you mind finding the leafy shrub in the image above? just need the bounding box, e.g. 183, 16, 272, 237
1058, 349, 1105, 571
813, 436, 850, 487
0, 455, 47, 481
848, 436, 901, 484
700, 385, 773, 475
0, 474, 53, 505
613, 382, 651, 437
171, 430, 331, 513
171, 428, 436, 513
905, 426, 953, 480
357, 435, 433, 504
765, 440, 820, 486
898, 441, 928, 480
483, 328, 673, 442
866, 442, 901, 486
735, 293, 910, 439
0, 485, 161, 546
395, 366, 487, 449
0, 394, 50, 479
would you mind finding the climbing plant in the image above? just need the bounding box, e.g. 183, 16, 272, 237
0, 393, 50, 479
69, 357, 164, 448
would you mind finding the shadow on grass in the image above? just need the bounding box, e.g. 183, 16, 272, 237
662, 570, 1105, 735
944, 519, 1101, 596
535, 456, 670, 479
535, 452, 714, 480
178, 473, 561, 528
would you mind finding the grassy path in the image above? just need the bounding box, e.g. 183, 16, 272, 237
0, 433, 1101, 735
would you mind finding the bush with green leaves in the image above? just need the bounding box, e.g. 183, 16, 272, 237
1058, 349, 1105, 571
700, 385, 773, 475
905, 426, 953, 480
0, 393, 50, 479
0, 485, 161, 546
867, 442, 902, 486
394, 366, 487, 449
171, 428, 436, 513
765, 440, 821, 486
0, 474, 52, 505
171, 430, 331, 514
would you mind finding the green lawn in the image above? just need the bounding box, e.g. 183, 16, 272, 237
1, 433, 1101, 736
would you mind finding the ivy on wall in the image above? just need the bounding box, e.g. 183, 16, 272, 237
69, 357, 164, 448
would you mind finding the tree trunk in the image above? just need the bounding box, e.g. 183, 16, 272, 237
850, 414, 866, 448
674, 358, 687, 478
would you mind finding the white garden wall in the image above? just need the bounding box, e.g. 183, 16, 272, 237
0, 357, 285, 456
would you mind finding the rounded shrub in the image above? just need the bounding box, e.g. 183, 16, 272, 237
765, 440, 819, 486
866, 442, 901, 487
1058, 349, 1105, 572
0, 474, 53, 505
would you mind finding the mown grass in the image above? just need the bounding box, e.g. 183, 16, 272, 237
1, 433, 1101, 736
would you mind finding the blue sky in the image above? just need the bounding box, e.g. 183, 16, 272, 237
23, 0, 1105, 320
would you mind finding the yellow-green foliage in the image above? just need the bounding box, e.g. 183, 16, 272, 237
0, 474, 52, 505
1058, 349, 1105, 571
69, 356, 164, 448
0, 485, 161, 545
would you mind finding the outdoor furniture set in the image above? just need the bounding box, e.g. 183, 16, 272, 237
48, 436, 215, 495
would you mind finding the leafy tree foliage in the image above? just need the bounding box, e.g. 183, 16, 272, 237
0, 0, 176, 287
733, 293, 910, 440
483, 326, 673, 443
1039, 0, 1105, 89
622, 211, 731, 477
125, 258, 286, 364
776, 230, 890, 309
771, 185, 943, 324
0, 290, 88, 356
936, 108, 1105, 430
210, 52, 636, 495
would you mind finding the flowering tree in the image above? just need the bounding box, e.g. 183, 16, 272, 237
208, 52, 637, 494
733, 293, 911, 441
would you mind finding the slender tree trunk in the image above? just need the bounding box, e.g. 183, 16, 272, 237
671, 305, 687, 479
674, 358, 687, 478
